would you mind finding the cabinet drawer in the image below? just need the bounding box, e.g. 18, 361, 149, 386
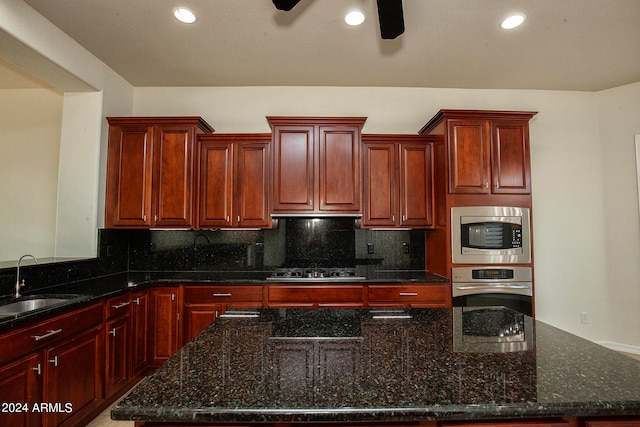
183, 285, 263, 303
268, 285, 364, 303
106, 293, 131, 319
368, 284, 448, 304
0, 302, 103, 365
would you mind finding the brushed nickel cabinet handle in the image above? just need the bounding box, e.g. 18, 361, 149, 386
33, 329, 62, 341
213, 293, 232, 297
49, 356, 58, 367
112, 301, 131, 309
32, 363, 42, 375
399, 292, 418, 297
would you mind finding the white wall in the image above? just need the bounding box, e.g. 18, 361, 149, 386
0, 0, 134, 261
0, 88, 63, 261
597, 81, 640, 351
134, 85, 636, 350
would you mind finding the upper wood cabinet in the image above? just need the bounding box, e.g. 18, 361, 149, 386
362, 135, 436, 228
268, 117, 366, 214
197, 134, 271, 228
105, 117, 214, 228
420, 110, 536, 195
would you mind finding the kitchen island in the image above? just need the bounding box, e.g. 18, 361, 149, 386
112, 307, 640, 426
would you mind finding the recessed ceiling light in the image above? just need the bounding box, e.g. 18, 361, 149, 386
501, 13, 525, 30
345, 10, 365, 26
173, 7, 196, 24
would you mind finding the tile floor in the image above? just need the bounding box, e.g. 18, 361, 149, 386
86, 352, 640, 427
86, 403, 132, 427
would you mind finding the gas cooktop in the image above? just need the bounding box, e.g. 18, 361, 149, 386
266, 267, 366, 282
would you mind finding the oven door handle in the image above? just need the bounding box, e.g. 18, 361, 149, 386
453, 282, 532, 297
455, 284, 529, 290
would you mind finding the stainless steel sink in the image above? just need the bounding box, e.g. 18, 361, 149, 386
0, 295, 80, 316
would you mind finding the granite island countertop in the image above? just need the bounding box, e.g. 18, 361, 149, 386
112, 307, 640, 424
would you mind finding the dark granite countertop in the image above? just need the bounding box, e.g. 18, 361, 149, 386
0, 270, 446, 331
112, 307, 640, 423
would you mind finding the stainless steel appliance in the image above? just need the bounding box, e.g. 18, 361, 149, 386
452, 266, 533, 316
267, 267, 366, 282
453, 306, 533, 353
451, 206, 531, 264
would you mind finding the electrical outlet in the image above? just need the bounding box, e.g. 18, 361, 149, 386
367, 243, 375, 254
580, 312, 590, 324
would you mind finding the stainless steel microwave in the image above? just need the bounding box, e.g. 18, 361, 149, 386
451, 206, 531, 264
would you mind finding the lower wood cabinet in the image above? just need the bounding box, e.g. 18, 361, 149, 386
267, 285, 365, 308
149, 287, 181, 367
42, 326, 104, 427
130, 289, 149, 376
0, 352, 41, 427
0, 302, 104, 427
367, 284, 449, 307
183, 285, 263, 342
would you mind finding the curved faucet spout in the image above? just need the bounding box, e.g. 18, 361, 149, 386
16, 254, 38, 299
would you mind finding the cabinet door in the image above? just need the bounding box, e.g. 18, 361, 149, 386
199, 142, 233, 227
318, 125, 361, 212
149, 288, 180, 366
153, 126, 195, 227
447, 119, 491, 194
272, 126, 315, 212
362, 142, 397, 226
0, 353, 41, 427
236, 142, 271, 227
105, 124, 154, 227
130, 291, 149, 376
105, 315, 129, 396
43, 327, 104, 427
184, 303, 223, 342
399, 142, 434, 227
491, 120, 531, 194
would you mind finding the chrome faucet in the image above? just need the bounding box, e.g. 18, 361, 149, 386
16, 254, 38, 298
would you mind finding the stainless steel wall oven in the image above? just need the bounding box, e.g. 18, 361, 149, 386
452, 266, 533, 316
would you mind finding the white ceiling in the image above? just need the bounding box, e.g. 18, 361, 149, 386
7, 0, 640, 91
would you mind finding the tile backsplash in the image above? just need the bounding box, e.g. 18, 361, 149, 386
0, 220, 426, 297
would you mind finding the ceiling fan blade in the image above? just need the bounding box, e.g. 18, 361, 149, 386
376, 0, 405, 39
272, 0, 301, 11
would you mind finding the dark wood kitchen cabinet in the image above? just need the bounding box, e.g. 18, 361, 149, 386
268, 117, 366, 214
0, 302, 104, 427
267, 284, 365, 308
197, 134, 271, 228
420, 110, 536, 195
362, 135, 436, 228
104, 293, 131, 397
149, 287, 181, 367
0, 353, 41, 427
182, 285, 263, 342
129, 289, 149, 377
43, 326, 103, 427
367, 283, 449, 307
104, 290, 149, 400
105, 117, 214, 228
